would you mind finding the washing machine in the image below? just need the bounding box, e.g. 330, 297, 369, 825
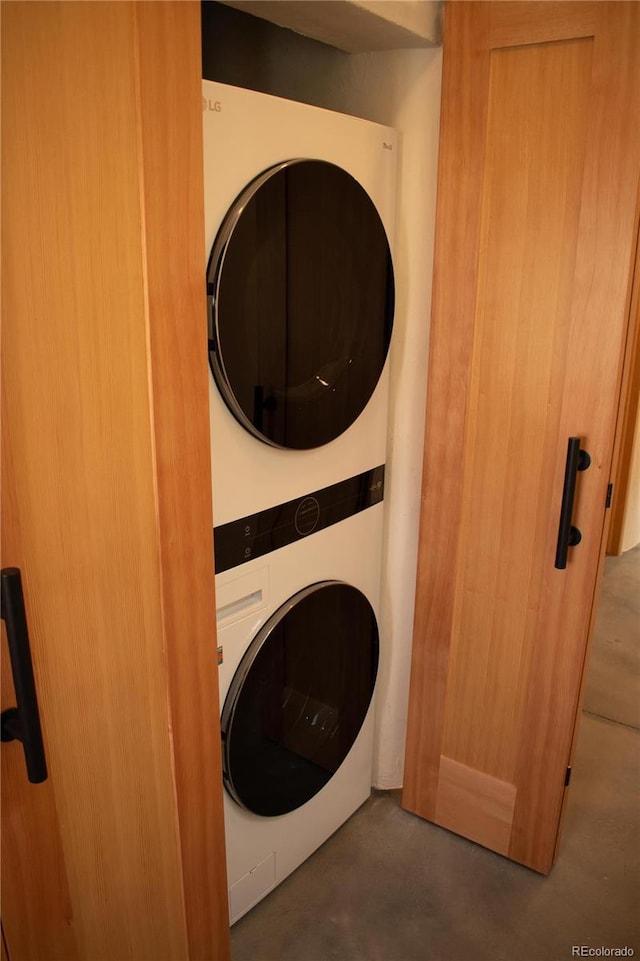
202, 80, 397, 525
203, 81, 396, 923
216, 489, 383, 924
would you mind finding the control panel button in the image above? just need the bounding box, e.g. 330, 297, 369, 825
294, 496, 321, 536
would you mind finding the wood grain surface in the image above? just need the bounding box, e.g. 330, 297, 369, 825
135, 3, 231, 958
403, 0, 640, 874
1, 3, 230, 957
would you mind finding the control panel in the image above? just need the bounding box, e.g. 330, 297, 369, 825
214, 465, 385, 574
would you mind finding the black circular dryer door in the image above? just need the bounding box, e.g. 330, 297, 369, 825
207, 160, 395, 450
221, 581, 379, 817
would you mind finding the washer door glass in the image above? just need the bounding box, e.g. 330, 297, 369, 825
207, 160, 395, 450
221, 581, 379, 816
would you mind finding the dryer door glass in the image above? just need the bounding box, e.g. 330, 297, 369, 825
221, 581, 379, 816
207, 160, 394, 449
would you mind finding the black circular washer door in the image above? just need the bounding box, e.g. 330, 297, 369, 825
207, 159, 395, 450
221, 581, 379, 817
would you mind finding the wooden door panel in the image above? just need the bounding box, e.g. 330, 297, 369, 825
1, 647, 77, 961
1, 573, 78, 961
489, 2, 596, 48
134, 5, 231, 957
510, 2, 640, 870
434, 757, 517, 855
403, 1, 640, 874
443, 35, 593, 782
1, 4, 230, 958
1, 5, 188, 957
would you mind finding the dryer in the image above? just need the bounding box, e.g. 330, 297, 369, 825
202, 80, 397, 525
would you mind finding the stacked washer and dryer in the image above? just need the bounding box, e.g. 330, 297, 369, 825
202, 80, 397, 924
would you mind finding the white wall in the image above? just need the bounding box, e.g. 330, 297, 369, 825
203, 3, 443, 787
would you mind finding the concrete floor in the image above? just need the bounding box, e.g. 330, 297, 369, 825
231, 547, 640, 961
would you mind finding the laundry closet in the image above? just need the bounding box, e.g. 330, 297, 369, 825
3, 2, 637, 958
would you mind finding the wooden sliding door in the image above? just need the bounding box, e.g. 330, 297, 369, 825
403, 1, 640, 874
1, 4, 230, 957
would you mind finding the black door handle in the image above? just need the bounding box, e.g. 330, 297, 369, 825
555, 437, 591, 570
1, 567, 48, 783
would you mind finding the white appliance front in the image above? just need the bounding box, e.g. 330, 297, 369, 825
203, 80, 397, 525
216, 502, 383, 924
